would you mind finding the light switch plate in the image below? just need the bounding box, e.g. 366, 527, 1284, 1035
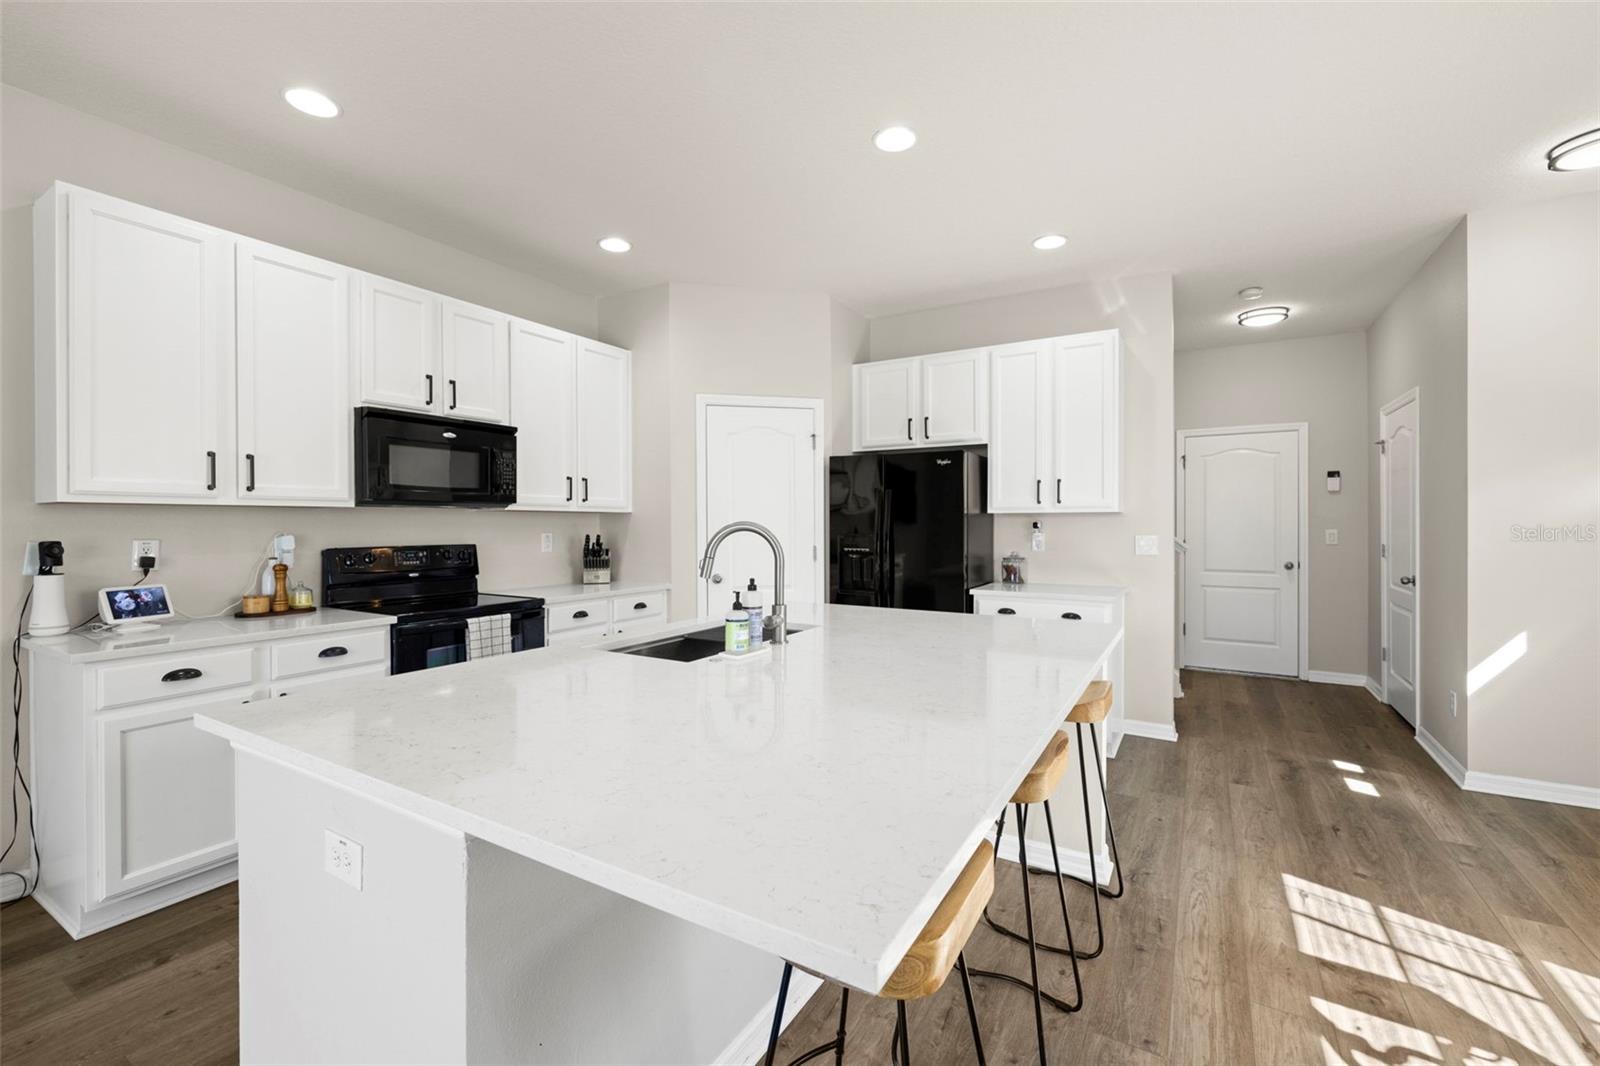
541, 533, 553, 553
1135, 535, 1159, 556
324, 830, 363, 890
1325, 529, 1339, 545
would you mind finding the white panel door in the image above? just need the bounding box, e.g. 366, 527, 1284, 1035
854, 359, 920, 449
1382, 397, 1419, 725
574, 338, 632, 510
988, 340, 1052, 512
441, 298, 510, 424
920, 349, 988, 445
509, 319, 578, 509
1184, 430, 1300, 676
701, 403, 819, 617
1050, 331, 1120, 511
235, 240, 352, 503
356, 273, 439, 413
66, 189, 230, 498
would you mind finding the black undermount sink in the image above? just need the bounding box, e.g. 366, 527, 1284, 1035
609, 627, 728, 662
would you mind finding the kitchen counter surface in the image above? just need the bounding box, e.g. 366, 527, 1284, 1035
21, 608, 394, 663
196, 603, 1122, 994
970, 581, 1128, 601
492, 579, 670, 605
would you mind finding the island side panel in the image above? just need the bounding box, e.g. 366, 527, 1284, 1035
235, 750, 470, 1065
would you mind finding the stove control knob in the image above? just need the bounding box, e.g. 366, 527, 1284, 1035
342, 554, 354, 568
458, 549, 471, 562
363, 552, 376, 565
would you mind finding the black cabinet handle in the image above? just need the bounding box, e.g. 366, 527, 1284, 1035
907, 418, 913, 441
581, 477, 589, 502
634, 602, 648, 610
449, 379, 458, 410
1057, 478, 1062, 504
245, 454, 256, 492
923, 416, 930, 438
317, 646, 349, 658
573, 609, 590, 619
1035, 479, 1041, 505
997, 608, 1016, 615
566, 476, 573, 502
206, 450, 217, 491
1061, 612, 1081, 620
161, 668, 202, 683
425, 374, 434, 405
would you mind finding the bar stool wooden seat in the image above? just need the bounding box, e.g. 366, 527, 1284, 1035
969, 731, 1085, 1065
764, 841, 994, 1066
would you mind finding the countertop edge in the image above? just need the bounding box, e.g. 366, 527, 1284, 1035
22, 611, 395, 663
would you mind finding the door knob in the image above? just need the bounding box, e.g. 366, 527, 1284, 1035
711, 573, 723, 584
1399, 575, 1415, 586
1283, 562, 1296, 570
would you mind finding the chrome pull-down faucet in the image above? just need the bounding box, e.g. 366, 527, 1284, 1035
698, 521, 787, 644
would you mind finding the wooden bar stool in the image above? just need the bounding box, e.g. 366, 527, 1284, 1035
984, 681, 1124, 964
764, 840, 994, 1066
969, 731, 1085, 1065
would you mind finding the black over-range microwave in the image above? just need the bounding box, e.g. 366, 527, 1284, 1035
355, 407, 517, 507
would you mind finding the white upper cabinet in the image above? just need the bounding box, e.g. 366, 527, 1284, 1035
440, 298, 510, 424
853, 358, 920, 449
988, 339, 1053, 512
509, 318, 578, 509
355, 273, 440, 415
574, 338, 632, 511
235, 239, 353, 504
38, 186, 232, 502
920, 348, 988, 445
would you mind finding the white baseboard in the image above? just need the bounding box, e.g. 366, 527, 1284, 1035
714, 967, 823, 1066
1416, 728, 1467, 786
1363, 677, 1384, 703
1308, 671, 1369, 687
990, 827, 1115, 886
1173, 668, 1184, 699
1119, 718, 1178, 743
1462, 771, 1600, 811
1105, 727, 1124, 760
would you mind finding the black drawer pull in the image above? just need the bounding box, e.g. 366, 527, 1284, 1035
634, 602, 648, 610
1061, 612, 1082, 620
573, 609, 590, 619
161, 668, 203, 683
318, 646, 349, 658
997, 608, 1016, 615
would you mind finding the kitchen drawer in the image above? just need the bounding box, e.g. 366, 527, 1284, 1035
977, 598, 1114, 623
611, 591, 666, 622
272, 661, 389, 698
547, 600, 610, 633
271, 628, 389, 680
545, 623, 610, 645
95, 646, 256, 710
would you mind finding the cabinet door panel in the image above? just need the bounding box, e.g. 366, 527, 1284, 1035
236, 240, 352, 503
441, 299, 510, 424
66, 190, 229, 498
921, 349, 988, 444
988, 341, 1051, 512
574, 339, 631, 510
853, 359, 919, 449
357, 274, 438, 412
509, 320, 577, 509
1050, 331, 1120, 511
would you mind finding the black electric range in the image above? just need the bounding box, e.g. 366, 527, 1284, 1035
321, 544, 545, 674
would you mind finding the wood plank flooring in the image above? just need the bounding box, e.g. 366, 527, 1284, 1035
3, 670, 1596, 1065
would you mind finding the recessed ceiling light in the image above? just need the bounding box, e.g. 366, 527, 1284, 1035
597, 236, 632, 254
1238, 306, 1290, 328
1547, 127, 1600, 171
1238, 286, 1265, 301
1032, 234, 1068, 251
283, 87, 340, 119
873, 126, 917, 153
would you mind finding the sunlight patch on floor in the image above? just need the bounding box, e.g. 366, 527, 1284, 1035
1333, 760, 1365, 774
1345, 777, 1381, 797
1311, 995, 1444, 1063
1544, 959, 1600, 1042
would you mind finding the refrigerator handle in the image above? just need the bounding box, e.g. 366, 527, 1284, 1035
879, 487, 893, 606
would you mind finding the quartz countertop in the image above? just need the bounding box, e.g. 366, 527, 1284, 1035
195, 603, 1122, 993
491, 579, 670, 605
22, 608, 393, 663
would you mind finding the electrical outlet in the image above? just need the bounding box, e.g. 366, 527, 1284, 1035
1135, 535, 1159, 556
1450, 690, 1458, 718
131, 539, 160, 571
541, 533, 553, 553
324, 830, 363, 890
1325, 529, 1339, 545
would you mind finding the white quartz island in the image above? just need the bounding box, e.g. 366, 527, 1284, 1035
196, 603, 1124, 1065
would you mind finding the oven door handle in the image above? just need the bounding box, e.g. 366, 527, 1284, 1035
397, 618, 470, 634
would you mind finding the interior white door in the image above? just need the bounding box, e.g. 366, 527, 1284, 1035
700, 403, 819, 617
440, 298, 510, 423
574, 338, 632, 510
356, 273, 439, 413
1184, 429, 1300, 676
854, 359, 919, 449
509, 319, 577, 509
1381, 397, 1419, 725
66, 189, 230, 498
235, 240, 352, 503
988, 340, 1051, 512
920, 349, 987, 444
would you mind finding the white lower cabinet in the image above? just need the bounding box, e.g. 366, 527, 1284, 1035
26, 622, 393, 938
543, 589, 669, 645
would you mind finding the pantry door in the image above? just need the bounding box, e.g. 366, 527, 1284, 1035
698, 397, 824, 618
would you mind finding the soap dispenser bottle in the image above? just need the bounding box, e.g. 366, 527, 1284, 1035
743, 578, 764, 646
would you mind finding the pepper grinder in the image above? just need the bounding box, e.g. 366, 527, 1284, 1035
271, 562, 290, 613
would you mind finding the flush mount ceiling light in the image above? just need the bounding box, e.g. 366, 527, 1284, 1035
1238, 306, 1290, 328
597, 236, 632, 254
872, 125, 917, 153
1238, 286, 1265, 301
1547, 127, 1600, 171
283, 87, 340, 118
1032, 233, 1068, 251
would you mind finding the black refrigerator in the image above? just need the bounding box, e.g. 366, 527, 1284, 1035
828, 450, 993, 613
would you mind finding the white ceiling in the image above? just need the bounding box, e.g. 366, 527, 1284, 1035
4, 2, 1596, 348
